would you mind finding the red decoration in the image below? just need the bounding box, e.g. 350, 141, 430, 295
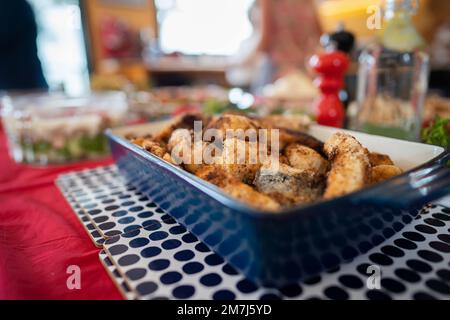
309, 50, 349, 128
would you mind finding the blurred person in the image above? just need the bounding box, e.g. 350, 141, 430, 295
0, 0, 48, 91
227, 0, 322, 93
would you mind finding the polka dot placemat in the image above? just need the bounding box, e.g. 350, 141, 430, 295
57, 166, 169, 241
56, 179, 105, 247
99, 250, 137, 300
60, 166, 450, 300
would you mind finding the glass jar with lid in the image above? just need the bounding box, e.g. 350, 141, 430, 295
349, 0, 429, 141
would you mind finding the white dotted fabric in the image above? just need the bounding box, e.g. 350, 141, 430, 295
57, 166, 450, 300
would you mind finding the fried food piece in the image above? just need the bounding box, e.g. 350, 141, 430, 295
369, 152, 395, 166
215, 137, 263, 184
155, 114, 207, 143
254, 163, 325, 206
205, 114, 260, 140
285, 143, 329, 176
257, 114, 311, 132
323, 133, 371, 199
194, 165, 280, 211
139, 139, 177, 165
371, 165, 402, 184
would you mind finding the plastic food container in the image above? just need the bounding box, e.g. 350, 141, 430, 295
2, 91, 128, 165
107, 121, 450, 286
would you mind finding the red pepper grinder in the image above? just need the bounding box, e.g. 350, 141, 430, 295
309, 48, 349, 128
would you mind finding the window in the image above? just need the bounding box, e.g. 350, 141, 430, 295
155, 0, 255, 56
28, 0, 90, 95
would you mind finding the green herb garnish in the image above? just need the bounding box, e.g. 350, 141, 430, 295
421, 116, 450, 149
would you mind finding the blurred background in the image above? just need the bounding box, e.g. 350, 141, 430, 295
1, 0, 450, 165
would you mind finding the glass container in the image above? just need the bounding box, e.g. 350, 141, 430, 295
350, 0, 429, 141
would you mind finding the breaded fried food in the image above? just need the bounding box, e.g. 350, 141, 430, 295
128, 138, 176, 165
324, 133, 371, 199
285, 143, 329, 176
194, 165, 280, 211
205, 114, 260, 140
254, 163, 325, 206
371, 165, 402, 184
369, 152, 395, 167
155, 114, 207, 143
257, 114, 311, 132
215, 137, 263, 185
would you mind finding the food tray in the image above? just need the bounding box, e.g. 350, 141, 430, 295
107, 123, 450, 286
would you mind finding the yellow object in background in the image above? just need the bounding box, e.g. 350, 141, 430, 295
315, 0, 429, 44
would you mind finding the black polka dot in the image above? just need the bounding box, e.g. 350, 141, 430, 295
140, 246, 162, 258
118, 217, 135, 225
222, 264, 239, 276
138, 211, 154, 218
204, 254, 224, 266
160, 271, 182, 285
182, 233, 198, 243
126, 268, 147, 281
381, 245, 404, 258
105, 230, 122, 238
169, 225, 187, 235
424, 218, 445, 227
324, 286, 349, 300
366, 290, 392, 300
426, 279, 450, 295
98, 222, 116, 231
356, 263, 371, 276
418, 250, 443, 263
112, 210, 127, 217
213, 290, 236, 300
414, 224, 437, 234
394, 238, 417, 250
174, 250, 195, 262
195, 243, 211, 253
200, 273, 222, 287
413, 292, 437, 300
93, 216, 108, 223
406, 259, 432, 273
129, 237, 150, 248
118, 254, 140, 266
381, 278, 406, 294
88, 209, 102, 215
109, 244, 128, 256
236, 279, 259, 294
429, 241, 450, 253
369, 253, 393, 266
402, 231, 426, 242
149, 231, 169, 241
338, 275, 364, 289
394, 268, 421, 283
143, 220, 162, 231
162, 239, 182, 250
278, 283, 303, 298
438, 234, 450, 244
432, 213, 450, 221
173, 285, 196, 299
183, 262, 204, 274
122, 229, 140, 238
148, 259, 170, 271
136, 281, 158, 296
105, 205, 119, 211
437, 269, 450, 282
129, 206, 144, 212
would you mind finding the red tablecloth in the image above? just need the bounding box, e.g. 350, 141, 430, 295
0, 124, 123, 300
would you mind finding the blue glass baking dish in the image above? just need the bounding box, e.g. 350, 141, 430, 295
106, 122, 450, 287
